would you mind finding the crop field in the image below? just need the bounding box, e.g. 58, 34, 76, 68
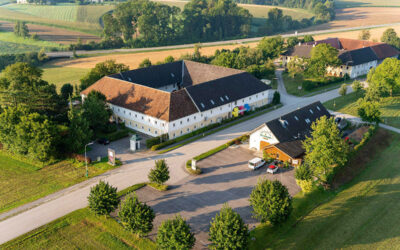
335, 0, 400, 8
0, 152, 118, 214
0, 32, 63, 54
0, 4, 114, 34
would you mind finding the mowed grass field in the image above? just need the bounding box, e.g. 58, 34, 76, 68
1, 184, 156, 250
42, 66, 90, 91
251, 129, 400, 249
324, 92, 400, 129
0, 4, 114, 34
0, 31, 63, 54
0, 152, 118, 214
335, 0, 400, 8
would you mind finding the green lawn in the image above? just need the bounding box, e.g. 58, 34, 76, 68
1, 184, 156, 250
335, 0, 400, 8
251, 130, 400, 249
324, 92, 400, 129
0, 4, 114, 34
42, 66, 90, 91
0, 32, 63, 54
282, 73, 350, 97
0, 152, 118, 214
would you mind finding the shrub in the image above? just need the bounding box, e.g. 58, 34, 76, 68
357, 99, 381, 124
352, 80, 363, 92
294, 163, 314, 193
249, 179, 292, 225
157, 215, 196, 249
272, 91, 280, 105
148, 159, 170, 185
338, 84, 347, 96
209, 204, 249, 250
118, 194, 155, 236
146, 134, 168, 148
88, 180, 119, 215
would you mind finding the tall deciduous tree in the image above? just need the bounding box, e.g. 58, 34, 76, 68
381, 28, 400, 49
80, 60, 129, 91
367, 58, 400, 96
249, 179, 292, 225
66, 102, 92, 153
257, 36, 284, 60
305, 43, 341, 79
209, 204, 249, 249
303, 116, 349, 183
359, 29, 371, 40
157, 215, 196, 249
357, 99, 381, 124
82, 90, 111, 134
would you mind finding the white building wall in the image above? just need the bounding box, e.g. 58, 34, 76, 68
249, 125, 279, 151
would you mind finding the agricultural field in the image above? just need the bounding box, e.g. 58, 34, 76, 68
251, 129, 400, 249
1, 184, 156, 249
324, 92, 400, 129
0, 4, 113, 35
0, 152, 118, 214
42, 66, 90, 91
335, 0, 400, 8
0, 31, 63, 54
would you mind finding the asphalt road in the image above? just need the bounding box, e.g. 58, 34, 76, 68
46, 22, 400, 59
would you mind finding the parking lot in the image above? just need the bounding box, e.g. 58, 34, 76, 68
135, 145, 300, 249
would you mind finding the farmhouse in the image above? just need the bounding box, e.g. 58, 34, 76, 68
249, 101, 330, 166
81, 60, 273, 138
282, 38, 400, 78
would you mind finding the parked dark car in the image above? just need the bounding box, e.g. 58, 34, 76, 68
97, 138, 110, 145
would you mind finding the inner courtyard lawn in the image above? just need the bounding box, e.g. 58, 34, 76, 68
0, 152, 117, 214
324, 92, 400, 129
1, 184, 156, 250
251, 131, 400, 249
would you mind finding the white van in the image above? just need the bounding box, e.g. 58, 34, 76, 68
248, 157, 265, 170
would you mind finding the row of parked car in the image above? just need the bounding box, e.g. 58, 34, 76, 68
248, 157, 279, 174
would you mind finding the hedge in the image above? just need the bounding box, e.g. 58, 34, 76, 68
98, 128, 131, 142
302, 77, 344, 91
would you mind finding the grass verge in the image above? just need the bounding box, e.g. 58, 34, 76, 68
158, 104, 282, 154
0, 152, 119, 214
147, 182, 169, 191
1, 183, 156, 249
250, 129, 400, 249
324, 92, 400, 129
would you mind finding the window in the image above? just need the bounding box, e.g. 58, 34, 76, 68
155, 121, 157, 125
155, 131, 158, 134
129, 121, 131, 125
118, 108, 120, 112
200, 103, 205, 108
220, 97, 224, 102
220, 107, 222, 111
148, 118, 150, 122
256, 95, 258, 98
129, 112, 131, 116
180, 121, 183, 125
187, 118, 190, 122
210, 100, 215, 105
194, 116, 196, 120
142, 116, 144, 120
309, 109, 313, 114
294, 116, 299, 121
187, 128, 189, 132
173, 123, 175, 127
180, 131, 183, 135
123, 110, 125, 114
142, 126, 144, 129
225, 95, 229, 101
194, 125, 197, 129
149, 128, 151, 132
305, 118, 311, 124
316, 106, 321, 111
135, 114, 137, 118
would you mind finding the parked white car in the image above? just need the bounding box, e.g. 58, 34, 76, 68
248, 157, 265, 170
267, 164, 279, 174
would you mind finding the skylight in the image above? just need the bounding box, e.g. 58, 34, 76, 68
210, 100, 215, 105
200, 103, 205, 108
220, 97, 224, 102
305, 118, 311, 124
294, 116, 299, 121
225, 95, 229, 100
309, 109, 314, 114
316, 106, 321, 111
171, 73, 175, 77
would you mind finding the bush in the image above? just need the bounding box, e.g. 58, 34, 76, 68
146, 134, 169, 148
157, 215, 196, 249
296, 179, 314, 193
118, 194, 155, 236
272, 91, 280, 105
249, 179, 292, 225
148, 159, 170, 185
209, 204, 249, 250
338, 84, 348, 96
88, 180, 119, 215
294, 164, 312, 181
352, 80, 363, 92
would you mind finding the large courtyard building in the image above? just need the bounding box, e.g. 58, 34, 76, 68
282, 37, 399, 78
81, 60, 273, 138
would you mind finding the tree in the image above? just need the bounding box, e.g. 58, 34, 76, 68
164, 55, 175, 63
272, 91, 280, 105
88, 180, 119, 215
287, 56, 305, 78
119, 194, 155, 236
82, 90, 111, 134
157, 215, 196, 249
286, 36, 300, 48
148, 159, 170, 185
294, 164, 313, 193
80, 60, 129, 91
357, 99, 381, 124
359, 29, 371, 40
338, 84, 347, 96
367, 58, 400, 96
14, 21, 29, 37
249, 179, 292, 225
66, 102, 92, 153
303, 116, 349, 183
258, 36, 284, 59
102, 13, 120, 40
209, 204, 249, 250
60, 83, 74, 100
302, 35, 314, 42
352, 80, 363, 93
305, 43, 341, 79
139, 58, 152, 68
381, 28, 400, 49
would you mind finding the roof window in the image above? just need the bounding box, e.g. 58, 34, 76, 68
128, 77, 132, 81
305, 118, 311, 124
309, 109, 314, 114
225, 95, 229, 100
294, 116, 299, 121
220, 97, 224, 102
200, 103, 205, 108
171, 73, 175, 77
210, 100, 215, 105
279, 118, 289, 128
316, 106, 321, 111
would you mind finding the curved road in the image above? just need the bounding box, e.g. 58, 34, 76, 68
46, 22, 400, 58
0, 70, 356, 245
